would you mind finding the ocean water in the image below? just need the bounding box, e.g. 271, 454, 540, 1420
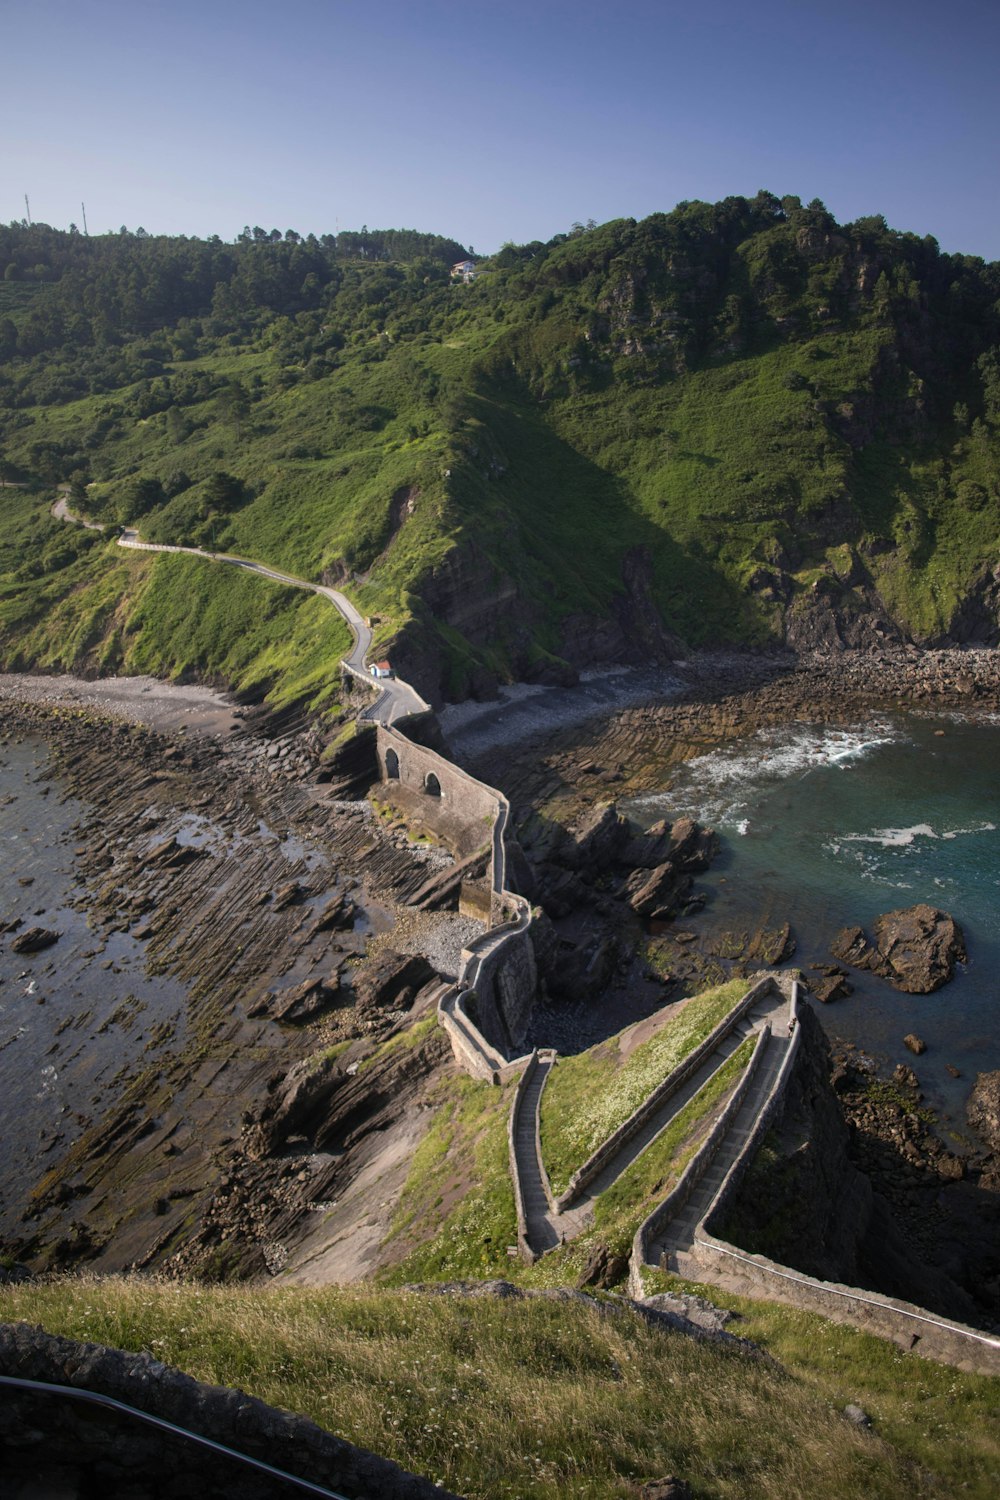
623, 711, 1000, 1130
0, 736, 190, 1230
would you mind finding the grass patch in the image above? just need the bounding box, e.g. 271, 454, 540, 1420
540, 978, 749, 1197
587, 1039, 755, 1260
380, 1071, 518, 1282
0, 1274, 985, 1498
662, 1273, 1000, 1500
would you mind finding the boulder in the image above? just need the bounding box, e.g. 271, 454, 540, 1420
9, 926, 59, 955
831, 905, 966, 993
829, 925, 874, 968
903, 1033, 926, 1056
626, 862, 692, 921
576, 1242, 629, 1290
967, 1070, 1000, 1153
621, 818, 676, 870
638, 1481, 693, 1500
811, 972, 852, 1004
664, 816, 717, 872
566, 802, 631, 872
353, 950, 435, 1018
872, 905, 966, 993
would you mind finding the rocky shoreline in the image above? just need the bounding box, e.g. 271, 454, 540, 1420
2, 644, 999, 1301
473, 645, 1000, 816
0, 694, 470, 1277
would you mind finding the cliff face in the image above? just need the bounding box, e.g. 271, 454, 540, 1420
719, 1006, 875, 1283
720, 1006, 996, 1326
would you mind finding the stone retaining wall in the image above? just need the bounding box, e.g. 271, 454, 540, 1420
0, 1322, 457, 1499
556, 977, 776, 1211
690, 1238, 1000, 1376
679, 1000, 1000, 1377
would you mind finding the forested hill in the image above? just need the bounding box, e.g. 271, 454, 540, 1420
2, 193, 999, 708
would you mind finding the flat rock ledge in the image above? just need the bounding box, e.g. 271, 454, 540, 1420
0, 1321, 456, 1500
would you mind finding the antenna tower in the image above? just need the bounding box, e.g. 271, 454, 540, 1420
24, 194, 31, 226
81, 202, 89, 236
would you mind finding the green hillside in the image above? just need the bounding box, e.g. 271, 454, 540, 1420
2, 195, 999, 707
5, 1276, 1000, 1499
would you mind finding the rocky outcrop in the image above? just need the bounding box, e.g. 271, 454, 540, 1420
247, 974, 342, 1024
831, 905, 967, 993
353, 950, 436, 1023
967, 1071, 1000, 1155
8, 925, 60, 954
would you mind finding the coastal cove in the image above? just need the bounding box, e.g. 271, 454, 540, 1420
471, 650, 1000, 1149
624, 710, 1000, 1126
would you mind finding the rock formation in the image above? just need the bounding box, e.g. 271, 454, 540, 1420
831, 904, 966, 993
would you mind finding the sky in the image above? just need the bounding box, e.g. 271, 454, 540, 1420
5, 0, 1000, 258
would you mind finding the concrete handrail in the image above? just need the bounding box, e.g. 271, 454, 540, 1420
555, 976, 778, 1210
0, 1375, 351, 1500
627, 1025, 771, 1296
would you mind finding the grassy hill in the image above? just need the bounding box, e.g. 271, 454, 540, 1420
2, 195, 999, 708
3, 1274, 999, 1498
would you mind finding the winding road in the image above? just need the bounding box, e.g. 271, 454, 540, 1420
115, 529, 429, 725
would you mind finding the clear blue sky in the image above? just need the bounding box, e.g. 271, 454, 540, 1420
5, 0, 999, 258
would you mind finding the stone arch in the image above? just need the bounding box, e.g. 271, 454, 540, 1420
424, 770, 442, 797
385, 747, 400, 780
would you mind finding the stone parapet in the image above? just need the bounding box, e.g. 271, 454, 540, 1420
628, 1025, 771, 1297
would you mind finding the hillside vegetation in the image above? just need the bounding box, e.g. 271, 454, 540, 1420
4, 1275, 1000, 1499
2, 195, 999, 707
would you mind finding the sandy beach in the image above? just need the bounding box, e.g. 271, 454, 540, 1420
0, 672, 240, 737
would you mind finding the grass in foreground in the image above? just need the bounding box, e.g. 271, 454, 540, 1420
540, 978, 749, 1197
0, 1275, 972, 1500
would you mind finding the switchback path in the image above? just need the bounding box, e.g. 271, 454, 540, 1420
646, 1025, 792, 1274
516, 983, 790, 1258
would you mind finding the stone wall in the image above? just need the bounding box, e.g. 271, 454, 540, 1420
690, 1237, 1000, 1376
0, 1322, 458, 1499
462, 907, 537, 1056
682, 1006, 1000, 1377
375, 719, 539, 1061
375, 723, 498, 858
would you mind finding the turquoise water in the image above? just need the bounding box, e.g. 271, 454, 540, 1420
623, 711, 1000, 1128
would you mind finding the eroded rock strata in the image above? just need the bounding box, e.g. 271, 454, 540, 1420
0, 700, 459, 1276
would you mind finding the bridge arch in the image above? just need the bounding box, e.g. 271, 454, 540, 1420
424, 770, 442, 797
385, 747, 400, 779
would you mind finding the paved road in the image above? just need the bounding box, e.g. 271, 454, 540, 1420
52, 486, 105, 531
116, 530, 428, 725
